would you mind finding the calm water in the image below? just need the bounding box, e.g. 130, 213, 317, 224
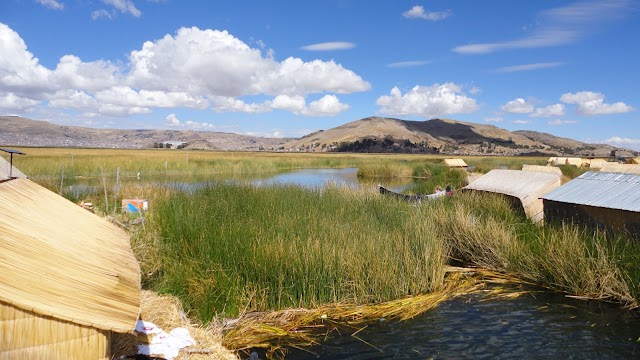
285, 289, 639, 359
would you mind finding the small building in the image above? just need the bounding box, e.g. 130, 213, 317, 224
582, 158, 608, 169
541, 172, 640, 239
599, 162, 640, 175
462, 169, 562, 223
547, 157, 582, 167
0, 176, 141, 358
522, 164, 563, 175
443, 158, 468, 169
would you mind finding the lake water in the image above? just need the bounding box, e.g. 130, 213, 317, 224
285, 288, 639, 359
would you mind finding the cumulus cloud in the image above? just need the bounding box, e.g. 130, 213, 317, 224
36, 0, 64, 10
0, 23, 366, 118
300, 42, 355, 51
165, 113, 216, 129
376, 83, 479, 118
560, 91, 633, 115
0, 92, 40, 111
453, 0, 632, 54
603, 136, 640, 150
386, 60, 429, 68
501, 98, 534, 114
402, 5, 451, 21
548, 119, 578, 125
530, 103, 565, 118
270, 94, 349, 116
495, 62, 563, 72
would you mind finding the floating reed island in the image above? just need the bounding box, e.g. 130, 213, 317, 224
10, 148, 640, 358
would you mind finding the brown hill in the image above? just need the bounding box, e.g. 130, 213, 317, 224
284, 117, 630, 156
0, 116, 289, 151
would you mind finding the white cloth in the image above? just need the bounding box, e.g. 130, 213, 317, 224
136, 323, 196, 360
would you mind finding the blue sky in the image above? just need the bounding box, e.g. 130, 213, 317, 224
1, 0, 639, 149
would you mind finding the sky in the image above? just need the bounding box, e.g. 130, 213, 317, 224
1, 0, 639, 149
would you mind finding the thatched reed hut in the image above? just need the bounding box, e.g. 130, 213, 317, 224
443, 158, 468, 169
0, 156, 27, 180
0, 177, 141, 359
547, 157, 582, 167
521, 164, 563, 175
582, 158, 608, 169
599, 162, 640, 175
462, 169, 562, 224
541, 172, 640, 239
626, 157, 640, 165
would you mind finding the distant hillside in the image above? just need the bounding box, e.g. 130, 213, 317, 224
1, 115, 633, 157
284, 117, 630, 157
0, 116, 290, 151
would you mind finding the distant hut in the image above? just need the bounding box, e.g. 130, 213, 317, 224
443, 158, 468, 170
547, 157, 582, 167
599, 163, 640, 175
583, 158, 608, 169
541, 172, 640, 239
0, 176, 141, 358
522, 164, 563, 175
462, 169, 562, 223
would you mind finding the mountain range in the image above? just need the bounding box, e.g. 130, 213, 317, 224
0, 115, 634, 157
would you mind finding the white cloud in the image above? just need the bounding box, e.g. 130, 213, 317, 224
453, 0, 631, 54
270, 94, 349, 116
484, 116, 503, 122
531, 103, 565, 118
91, 9, 113, 20
560, 91, 633, 115
0, 23, 368, 118
127, 27, 369, 97
513, 120, 529, 124
386, 60, 429, 68
376, 83, 479, 118
36, 0, 64, 10
501, 98, 534, 114
300, 42, 355, 51
0, 92, 40, 111
468, 86, 481, 95
548, 119, 578, 125
402, 6, 451, 21
101, 0, 141, 17
495, 62, 563, 73
603, 136, 640, 151
165, 113, 216, 129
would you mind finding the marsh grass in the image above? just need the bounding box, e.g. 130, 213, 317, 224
140, 183, 448, 321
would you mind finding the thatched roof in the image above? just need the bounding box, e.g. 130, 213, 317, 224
0, 156, 27, 181
0, 178, 141, 332
443, 158, 467, 168
547, 157, 582, 167
599, 163, 640, 175
462, 169, 562, 223
521, 164, 562, 175
583, 158, 608, 169
625, 157, 640, 165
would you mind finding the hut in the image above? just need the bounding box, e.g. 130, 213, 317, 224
443, 158, 468, 170
625, 157, 640, 165
462, 169, 562, 223
547, 157, 582, 167
582, 158, 608, 169
599, 162, 640, 175
0, 176, 141, 359
521, 164, 563, 175
541, 172, 640, 239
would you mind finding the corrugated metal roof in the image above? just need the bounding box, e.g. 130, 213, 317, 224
541, 171, 640, 212
463, 169, 561, 201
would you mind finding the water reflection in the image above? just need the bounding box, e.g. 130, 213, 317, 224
286, 288, 639, 359
60, 168, 415, 197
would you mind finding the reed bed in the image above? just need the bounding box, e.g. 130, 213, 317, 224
139, 183, 449, 321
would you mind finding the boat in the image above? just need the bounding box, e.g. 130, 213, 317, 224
378, 185, 448, 203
